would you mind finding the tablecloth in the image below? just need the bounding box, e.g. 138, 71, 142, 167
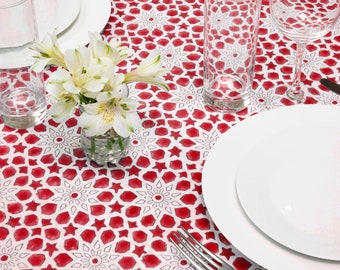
0, 0, 339, 269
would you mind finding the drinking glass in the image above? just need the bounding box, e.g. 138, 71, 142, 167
0, 0, 37, 67
203, 0, 262, 113
270, 0, 340, 102
0, 0, 47, 129
0, 68, 47, 129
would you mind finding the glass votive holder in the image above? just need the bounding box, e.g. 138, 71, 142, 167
0, 67, 47, 129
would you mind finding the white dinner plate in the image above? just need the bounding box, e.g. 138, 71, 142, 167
57, 0, 111, 51
0, 0, 80, 68
35, 0, 81, 40
0, 0, 111, 68
202, 105, 340, 270
236, 125, 340, 260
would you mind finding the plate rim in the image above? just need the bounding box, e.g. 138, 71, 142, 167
0, 0, 81, 68
57, 0, 111, 51
35, 0, 81, 40
202, 104, 340, 270
235, 125, 340, 261
0, 0, 111, 68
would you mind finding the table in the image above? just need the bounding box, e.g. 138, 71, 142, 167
0, 0, 339, 269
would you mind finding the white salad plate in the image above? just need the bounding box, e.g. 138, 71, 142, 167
236, 124, 340, 260
202, 105, 340, 270
0, 0, 111, 68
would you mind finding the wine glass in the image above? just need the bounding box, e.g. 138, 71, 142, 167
270, 0, 340, 102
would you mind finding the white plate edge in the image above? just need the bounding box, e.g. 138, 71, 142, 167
235, 124, 340, 261
202, 104, 340, 270
0, 0, 111, 68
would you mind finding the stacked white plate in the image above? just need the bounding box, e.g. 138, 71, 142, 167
0, 0, 111, 68
202, 105, 340, 270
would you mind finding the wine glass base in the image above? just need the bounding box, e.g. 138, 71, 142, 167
287, 89, 305, 103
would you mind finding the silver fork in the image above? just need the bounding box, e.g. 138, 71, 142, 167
170, 227, 235, 270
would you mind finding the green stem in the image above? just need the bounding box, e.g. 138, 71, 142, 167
107, 138, 116, 150
118, 136, 124, 151
90, 137, 96, 153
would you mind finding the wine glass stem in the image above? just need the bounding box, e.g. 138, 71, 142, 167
289, 42, 307, 100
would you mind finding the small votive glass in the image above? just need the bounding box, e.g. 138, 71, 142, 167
203, 0, 261, 112
0, 67, 47, 129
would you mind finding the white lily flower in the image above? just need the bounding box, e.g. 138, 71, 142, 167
63, 47, 108, 93
95, 74, 126, 101
124, 50, 169, 91
47, 68, 82, 95
30, 31, 168, 140
113, 110, 141, 137
107, 36, 133, 63
64, 46, 91, 74
30, 29, 66, 72
46, 69, 80, 122
88, 32, 132, 65
78, 94, 141, 137
49, 98, 78, 122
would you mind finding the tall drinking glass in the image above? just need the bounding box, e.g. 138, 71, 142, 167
203, 0, 262, 113
0, 0, 47, 129
270, 0, 340, 102
0, 0, 37, 66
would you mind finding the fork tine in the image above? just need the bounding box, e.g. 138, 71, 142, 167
177, 230, 219, 269
180, 227, 225, 265
170, 235, 207, 270
175, 231, 217, 269
171, 229, 222, 270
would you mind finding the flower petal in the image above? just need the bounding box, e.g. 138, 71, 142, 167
113, 111, 141, 137
48, 100, 76, 122
81, 102, 100, 115
64, 47, 90, 73
82, 79, 105, 93
30, 58, 52, 73
79, 113, 112, 136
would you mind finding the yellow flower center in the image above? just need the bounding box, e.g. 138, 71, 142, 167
98, 101, 115, 123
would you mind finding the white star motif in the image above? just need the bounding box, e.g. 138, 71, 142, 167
38, 123, 80, 158
136, 180, 181, 218
52, 179, 99, 214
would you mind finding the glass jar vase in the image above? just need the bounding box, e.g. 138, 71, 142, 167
80, 129, 130, 165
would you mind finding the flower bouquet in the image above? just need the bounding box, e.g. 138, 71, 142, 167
30, 31, 168, 164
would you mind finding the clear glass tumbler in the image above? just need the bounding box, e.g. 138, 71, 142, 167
0, 0, 47, 129
0, 0, 37, 68
203, 0, 262, 113
0, 67, 47, 129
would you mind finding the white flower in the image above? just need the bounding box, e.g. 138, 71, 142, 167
48, 68, 81, 95
30, 29, 66, 72
49, 98, 78, 122
124, 50, 169, 91
79, 92, 141, 137
88, 32, 132, 65
88, 74, 125, 101
30, 31, 168, 138
64, 47, 108, 93
47, 68, 80, 122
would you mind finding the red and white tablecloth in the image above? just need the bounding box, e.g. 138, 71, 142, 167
0, 0, 339, 269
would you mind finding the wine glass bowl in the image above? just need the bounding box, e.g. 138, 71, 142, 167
270, 0, 340, 102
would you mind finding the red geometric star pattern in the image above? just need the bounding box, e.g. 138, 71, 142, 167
0, 0, 339, 269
